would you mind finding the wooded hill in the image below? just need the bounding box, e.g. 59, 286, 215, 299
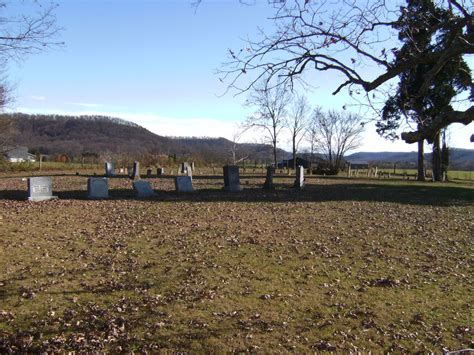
1, 113, 282, 164
2, 113, 473, 169
347, 150, 474, 170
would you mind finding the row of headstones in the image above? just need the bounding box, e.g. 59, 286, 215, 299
27, 165, 306, 201
105, 161, 193, 179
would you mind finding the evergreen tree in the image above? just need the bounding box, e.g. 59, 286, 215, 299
377, 0, 471, 181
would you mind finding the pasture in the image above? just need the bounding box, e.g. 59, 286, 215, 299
0, 171, 472, 352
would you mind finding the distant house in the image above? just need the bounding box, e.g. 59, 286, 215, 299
277, 157, 311, 169
3, 147, 36, 163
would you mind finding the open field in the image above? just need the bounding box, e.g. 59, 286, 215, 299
0, 173, 473, 352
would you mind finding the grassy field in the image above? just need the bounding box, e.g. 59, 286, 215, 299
0, 172, 473, 352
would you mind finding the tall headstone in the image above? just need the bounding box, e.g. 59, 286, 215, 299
223, 165, 243, 191
157, 167, 164, 176
133, 180, 155, 198
175, 176, 194, 192
191, 162, 195, 171
105, 162, 115, 177
87, 177, 109, 199
294, 165, 305, 189
27, 177, 58, 201
132, 161, 140, 180
263, 166, 275, 190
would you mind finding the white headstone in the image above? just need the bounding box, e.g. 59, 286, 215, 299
175, 176, 194, 192
28, 177, 58, 201
105, 162, 115, 177
132, 161, 140, 180
87, 177, 109, 199
133, 180, 155, 198
294, 165, 305, 189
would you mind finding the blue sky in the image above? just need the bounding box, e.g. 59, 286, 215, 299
6, 0, 473, 152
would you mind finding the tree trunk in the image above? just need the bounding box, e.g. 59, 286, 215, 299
292, 135, 296, 170
273, 140, 277, 167
441, 130, 449, 181
432, 131, 442, 181
417, 139, 425, 181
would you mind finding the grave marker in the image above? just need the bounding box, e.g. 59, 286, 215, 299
157, 167, 164, 176
175, 176, 194, 192
132, 161, 140, 180
294, 165, 305, 189
223, 165, 243, 191
105, 162, 115, 177
263, 166, 275, 189
87, 177, 109, 199
27, 177, 58, 201
133, 180, 155, 198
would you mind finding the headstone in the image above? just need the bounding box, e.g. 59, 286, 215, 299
223, 165, 243, 191
119, 167, 124, 174
175, 176, 194, 192
87, 177, 109, 199
27, 177, 58, 201
186, 165, 192, 180
157, 167, 164, 176
181, 162, 191, 174
132, 161, 140, 180
133, 180, 155, 198
146, 168, 152, 178
105, 162, 115, 177
294, 165, 304, 189
191, 162, 195, 171
263, 166, 274, 189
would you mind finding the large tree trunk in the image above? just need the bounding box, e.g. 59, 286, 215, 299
417, 139, 425, 181
432, 131, 442, 181
441, 130, 449, 181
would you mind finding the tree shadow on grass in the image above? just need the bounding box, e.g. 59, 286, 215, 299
0, 179, 472, 207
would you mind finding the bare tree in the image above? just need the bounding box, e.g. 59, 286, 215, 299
222, 0, 473, 144
287, 94, 309, 169
229, 123, 249, 164
0, 1, 62, 109
314, 110, 364, 173
245, 77, 292, 166
305, 106, 323, 163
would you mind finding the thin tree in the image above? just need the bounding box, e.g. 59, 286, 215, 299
314, 110, 365, 174
286, 95, 309, 169
245, 78, 292, 167
229, 123, 249, 164
306, 106, 323, 165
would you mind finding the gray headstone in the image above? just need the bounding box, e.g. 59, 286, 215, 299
294, 165, 305, 189
105, 162, 115, 177
223, 165, 243, 191
28, 177, 58, 201
175, 176, 194, 192
132, 161, 140, 180
133, 180, 155, 198
263, 166, 275, 189
191, 162, 195, 171
157, 167, 164, 176
87, 177, 109, 199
